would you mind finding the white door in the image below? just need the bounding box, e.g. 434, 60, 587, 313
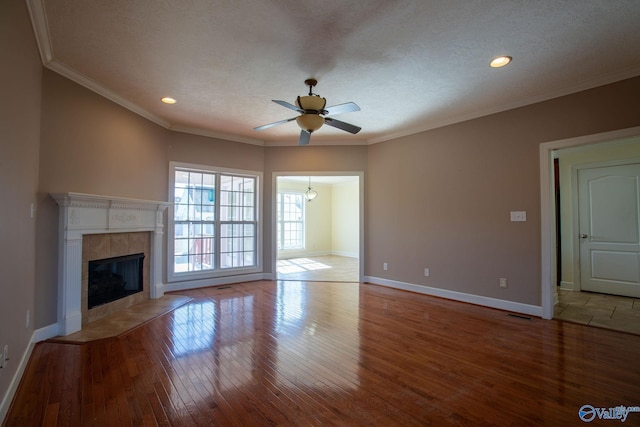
578, 164, 640, 297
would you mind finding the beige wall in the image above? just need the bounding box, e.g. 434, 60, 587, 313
168, 131, 264, 173
367, 77, 640, 306
332, 180, 359, 257
556, 136, 640, 289
0, 0, 42, 409
35, 70, 170, 329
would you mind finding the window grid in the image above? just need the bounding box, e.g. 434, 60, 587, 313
220, 175, 256, 269
172, 168, 257, 275
174, 170, 216, 273
277, 192, 305, 250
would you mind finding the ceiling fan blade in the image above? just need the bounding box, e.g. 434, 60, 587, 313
298, 130, 311, 145
324, 117, 361, 134
323, 102, 360, 116
272, 100, 303, 113
254, 117, 297, 131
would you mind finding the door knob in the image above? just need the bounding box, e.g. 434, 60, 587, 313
580, 234, 588, 239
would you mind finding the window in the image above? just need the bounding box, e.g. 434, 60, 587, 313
277, 192, 305, 250
169, 163, 260, 280
220, 175, 256, 268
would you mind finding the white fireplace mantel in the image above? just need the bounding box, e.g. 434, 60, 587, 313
51, 192, 171, 336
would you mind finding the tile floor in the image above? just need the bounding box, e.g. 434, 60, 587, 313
277, 255, 359, 282
555, 289, 640, 335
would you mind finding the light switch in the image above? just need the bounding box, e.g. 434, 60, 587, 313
510, 211, 526, 222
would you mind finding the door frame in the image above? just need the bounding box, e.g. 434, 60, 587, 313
539, 126, 640, 319
271, 171, 365, 283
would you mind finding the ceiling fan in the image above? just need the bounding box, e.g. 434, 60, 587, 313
254, 79, 361, 145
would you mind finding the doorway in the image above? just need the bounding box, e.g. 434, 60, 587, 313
540, 127, 640, 329
273, 173, 363, 282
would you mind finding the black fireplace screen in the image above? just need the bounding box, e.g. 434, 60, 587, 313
88, 253, 145, 309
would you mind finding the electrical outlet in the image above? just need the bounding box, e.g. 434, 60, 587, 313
424, 268, 430, 277
383, 262, 388, 271
500, 278, 508, 288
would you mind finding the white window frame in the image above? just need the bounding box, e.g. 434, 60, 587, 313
276, 191, 306, 251
168, 162, 262, 282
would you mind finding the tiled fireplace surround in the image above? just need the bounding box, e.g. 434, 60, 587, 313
52, 193, 171, 336
82, 232, 150, 325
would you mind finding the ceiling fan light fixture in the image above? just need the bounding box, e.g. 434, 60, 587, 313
305, 188, 318, 201
305, 177, 318, 202
296, 95, 326, 111
296, 114, 324, 133
490, 56, 512, 68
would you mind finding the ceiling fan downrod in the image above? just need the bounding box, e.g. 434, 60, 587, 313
305, 78, 318, 96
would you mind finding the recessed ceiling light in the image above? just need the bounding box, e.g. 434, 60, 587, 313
161, 97, 177, 104
490, 56, 512, 68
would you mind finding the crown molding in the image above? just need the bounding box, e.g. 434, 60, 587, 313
263, 138, 369, 147
26, 0, 53, 64
45, 61, 172, 129
27, 0, 171, 130
369, 65, 640, 145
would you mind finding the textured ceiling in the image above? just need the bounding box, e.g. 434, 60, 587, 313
28, 0, 640, 146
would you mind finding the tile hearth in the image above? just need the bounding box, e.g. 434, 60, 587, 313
50, 294, 192, 343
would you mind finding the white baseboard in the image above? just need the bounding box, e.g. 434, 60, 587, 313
331, 250, 358, 258
33, 323, 59, 343
277, 250, 331, 260
364, 276, 543, 318
560, 281, 575, 291
0, 333, 36, 424
163, 273, 265, 292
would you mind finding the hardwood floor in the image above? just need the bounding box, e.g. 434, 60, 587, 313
5, 280, 640, 426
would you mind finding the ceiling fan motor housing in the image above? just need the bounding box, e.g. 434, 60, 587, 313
295, 94, 327, 132
296, 113, 324, 133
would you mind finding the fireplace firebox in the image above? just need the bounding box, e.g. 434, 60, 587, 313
88, 253, 145, 309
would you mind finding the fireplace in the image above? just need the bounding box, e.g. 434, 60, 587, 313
82, 232, 151, 325
52, 193, 170, 336
88, 253, 145, 309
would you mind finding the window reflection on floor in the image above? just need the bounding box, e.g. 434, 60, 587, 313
276, 281, 305, 334
171, 301, 216, 357
171, 295, 255, 356
171, 295, 257, 392
275, 281, 360, 390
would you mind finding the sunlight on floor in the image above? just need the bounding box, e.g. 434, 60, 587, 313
277, 258, 332, 274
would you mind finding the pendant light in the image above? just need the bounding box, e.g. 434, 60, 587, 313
305, 176, 318, 202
